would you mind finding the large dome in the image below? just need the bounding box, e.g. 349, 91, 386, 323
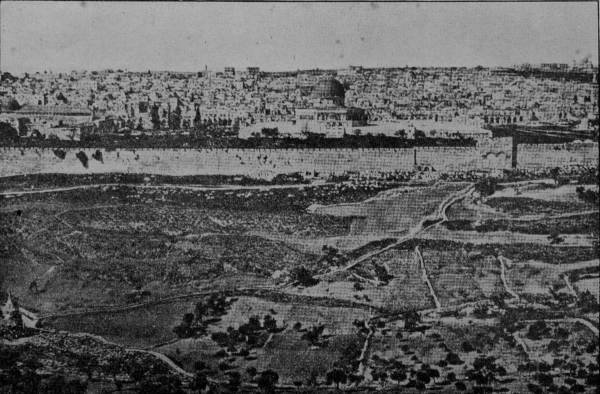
311, 77, 345, 100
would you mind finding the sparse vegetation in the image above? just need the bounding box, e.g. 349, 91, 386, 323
2, 170, 598, 392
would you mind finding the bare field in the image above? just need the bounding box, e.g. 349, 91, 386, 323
257, 332, 363, 385
420, 249, 504, 306
46, 299, 200, 348
311, 182, 468, 235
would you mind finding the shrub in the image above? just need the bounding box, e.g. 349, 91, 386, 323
461, 341, 476, 352
75, 151, 89, 168
446, 352, 464, 365
475, 178, 498, 196
257, 370, 279, 394
526, 320, 551, 340
326, 368, 347, 388
290, 266, 319, 287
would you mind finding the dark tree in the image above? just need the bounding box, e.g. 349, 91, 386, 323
526, 320, 551, 340
102, 355, 125, 390
151, 104, 161, 130
414, 129, 426, 139
75, 151, 89, 168
293, 380, 303, 390
326, 368, 347, 389
391, 369, 407, 382
290, 266, 319, 287
405, 310, 421, 331
139, 374, 185, 394
257, 370, 279, 394
246, 366, 257, 378
6, 98, 21, 111
301, 324, 325, 346
416, 370, 431, 384
550, 167, 561, 185
0, 122, 19, 141
461, 341, 476, 352
75, 353, 98, 380
474, 177, 498, 196
190, 371, 208, 393
261, 127, 279, 138
527, 383, 543, 394
169, 105, 182, 130
0, 346, 20, 369
40, 375, 87, 394
548, 232, 564, 245
128, 363, 146, 383
263, 314, 279, 333
577, 290, 599, 313
446, 352, 464, 365
226, 371, 241, 393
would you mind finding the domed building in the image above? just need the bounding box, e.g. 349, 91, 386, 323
311, 77, 346, 107
293, 77, 367, 138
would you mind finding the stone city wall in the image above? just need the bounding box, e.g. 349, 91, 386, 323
516, 142, 599, 170
0, 138, 595, 179
0, 147, 418, 179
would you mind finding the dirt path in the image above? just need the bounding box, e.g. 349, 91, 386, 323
262, 333, 275, 349
38, 286, 376, 322
357, 315, 375, 380
571, 318, 599, 336
415, 246, 441, 311
522, 259, 599, 273
562, 275, 578, 299
512, 333, 531, 359
498, 255, 520, 300
498, 179, 555, 187
0, 181, 335, 197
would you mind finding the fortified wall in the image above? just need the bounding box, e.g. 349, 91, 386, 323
516, 142, 599, 170
0, 138, 596, 180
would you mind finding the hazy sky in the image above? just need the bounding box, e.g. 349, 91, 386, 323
1, 2, 598, 73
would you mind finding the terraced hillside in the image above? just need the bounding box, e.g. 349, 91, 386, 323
2, 174, 598, 393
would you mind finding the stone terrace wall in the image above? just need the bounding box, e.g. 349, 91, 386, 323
516, 142, 599, 170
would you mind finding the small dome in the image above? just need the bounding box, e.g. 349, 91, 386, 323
312, 77, 345, 100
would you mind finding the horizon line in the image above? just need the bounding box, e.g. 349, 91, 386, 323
3, 62, 598, 75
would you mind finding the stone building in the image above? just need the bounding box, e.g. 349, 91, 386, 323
294, 77, 367, 137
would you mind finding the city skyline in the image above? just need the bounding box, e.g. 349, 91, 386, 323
1, 1, 598, 73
